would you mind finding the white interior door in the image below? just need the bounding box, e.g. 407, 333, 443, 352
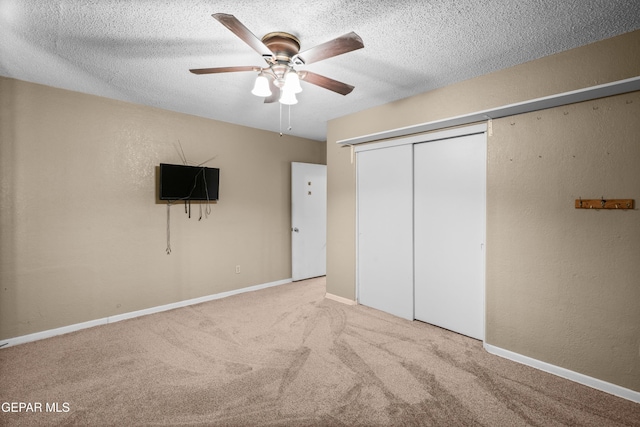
291, 162, 326, 281
357, 145, 414, 320
414, 133, 486, 339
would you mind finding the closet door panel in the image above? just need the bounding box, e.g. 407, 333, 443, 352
414, 133, 486, 339
357, 145, 414, 320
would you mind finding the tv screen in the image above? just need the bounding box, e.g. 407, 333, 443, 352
159, 163, 219, 201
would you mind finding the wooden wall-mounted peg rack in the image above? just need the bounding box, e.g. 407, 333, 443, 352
575, 198, 634, 210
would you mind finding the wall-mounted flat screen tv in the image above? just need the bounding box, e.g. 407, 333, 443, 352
159, 163, 219, 201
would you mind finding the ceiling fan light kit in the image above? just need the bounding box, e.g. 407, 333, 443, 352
251, 73, 272, 97
279, 86, 298, 105
190, 13, 364, 110
284, 71, 303, 94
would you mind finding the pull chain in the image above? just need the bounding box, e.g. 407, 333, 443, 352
278, 103, 293, 136
279, 102, 283, 136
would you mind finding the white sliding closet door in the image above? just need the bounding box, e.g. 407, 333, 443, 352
357, 144, 414, 320
414, 133, 486, 340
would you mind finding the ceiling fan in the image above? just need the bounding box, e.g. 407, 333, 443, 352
190, 13, 364, 105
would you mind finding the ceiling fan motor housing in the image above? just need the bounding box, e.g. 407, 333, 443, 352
261, 32, 301, 65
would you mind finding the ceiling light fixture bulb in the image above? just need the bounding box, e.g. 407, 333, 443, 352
284, 71, 303, 94
279, 86, 298, 105
251, 74, 272, 97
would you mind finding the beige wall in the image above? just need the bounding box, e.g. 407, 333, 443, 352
0, 77, 325, 340
327, 30, 640, 392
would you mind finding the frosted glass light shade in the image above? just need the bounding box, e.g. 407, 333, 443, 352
284, 71, 303, 94
279, 87, 298, 105
251, 75, 272, 97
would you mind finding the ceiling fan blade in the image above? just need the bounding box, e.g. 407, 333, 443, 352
300, 71, 355, 95
190, 66, 258, 75
212, 13, 274, 59
294, 32, 364, 65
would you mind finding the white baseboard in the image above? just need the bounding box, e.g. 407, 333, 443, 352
325, 292, 357, 305
0, 278, 292, 349
483, 343, 640, 403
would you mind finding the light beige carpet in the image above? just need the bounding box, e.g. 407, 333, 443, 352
1, 277, 638, 426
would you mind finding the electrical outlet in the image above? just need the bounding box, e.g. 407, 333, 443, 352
235, 265, 241, 274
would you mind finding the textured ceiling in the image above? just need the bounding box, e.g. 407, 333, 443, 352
1, 0, 639, 141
